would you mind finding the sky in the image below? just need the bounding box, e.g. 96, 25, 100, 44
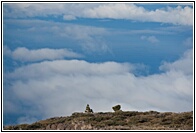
3, 2, 194, 125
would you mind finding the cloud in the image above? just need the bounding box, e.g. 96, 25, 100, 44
83, 3, 193, 25
6, 60, 134, 80
136, 3, 193, 6
4, 49, 193, 124
141, 35, 159, 43
4, 19, 110, 53
3, 3, 98, 18
4, 46, 83, 62
4, 3, 193, 25
159, 49, 193, 75
58, 24, 109, 53
63, 14, 76, 20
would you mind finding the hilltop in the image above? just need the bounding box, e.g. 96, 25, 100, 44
4, 111, 193, 130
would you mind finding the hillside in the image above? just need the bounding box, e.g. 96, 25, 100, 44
4, 111, 193, 130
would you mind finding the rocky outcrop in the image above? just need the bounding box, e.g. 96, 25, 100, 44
85, 104, 93, 113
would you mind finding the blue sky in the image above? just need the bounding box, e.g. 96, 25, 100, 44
3, 2, 193, 125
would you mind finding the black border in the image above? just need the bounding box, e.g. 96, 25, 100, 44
1, 1, 195, 132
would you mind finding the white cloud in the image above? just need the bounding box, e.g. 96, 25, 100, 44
83, 3, 193, 25
57, 23, 109, 53
4, 3, 193, 25
136, 3, 193, 6
159, 49, 193, 75
4, 46, 83, 62
63, 14, 76, 20
141, 35, 159, 43
4, 49, 193, 124
6, 60, 134, 80
4, 19, 110, 53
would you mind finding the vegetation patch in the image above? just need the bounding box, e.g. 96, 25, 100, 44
4, 111, 193, 130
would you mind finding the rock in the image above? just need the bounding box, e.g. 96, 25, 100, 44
45, 124, 57, 130
57, 123, 66, 130
45, 124, 51, 130
50, 124, 57, 130
85, 104, 93, 113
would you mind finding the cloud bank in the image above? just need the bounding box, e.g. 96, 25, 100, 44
4, 49, 193, 124
84, 3, 193, 25
4, 3, 193, 25
4, 46, 83, 62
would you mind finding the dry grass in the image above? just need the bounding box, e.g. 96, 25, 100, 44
4, 111, 193, 130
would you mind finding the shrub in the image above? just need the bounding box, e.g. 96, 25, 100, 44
112, 105, 121, 112
27, 122, 42, 130
115, 120, 127, 126
18, 124, 29, 130
105, 120, 116, 126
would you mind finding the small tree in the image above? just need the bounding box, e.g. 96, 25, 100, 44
112, 105, 121, 112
